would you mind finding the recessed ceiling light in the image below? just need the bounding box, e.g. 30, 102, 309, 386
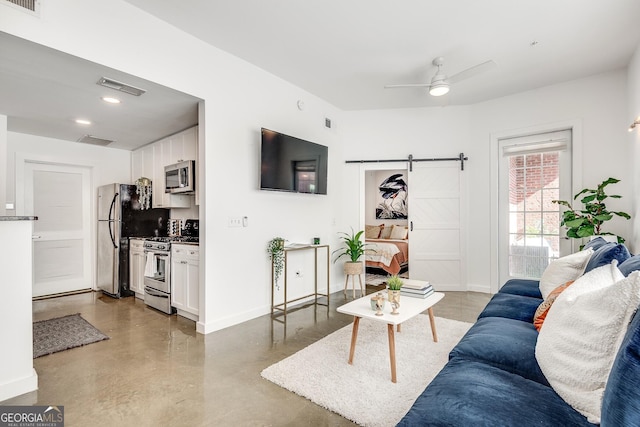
102, 96, 121, 104
75, 119, 92, 125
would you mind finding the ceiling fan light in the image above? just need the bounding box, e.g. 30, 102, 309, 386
429, 83, 449, 97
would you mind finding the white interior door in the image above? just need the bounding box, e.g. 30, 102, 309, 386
23, 162, 92, 297
408, 163, 464, 290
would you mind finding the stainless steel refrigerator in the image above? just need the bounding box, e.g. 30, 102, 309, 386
97, 184, 170, 297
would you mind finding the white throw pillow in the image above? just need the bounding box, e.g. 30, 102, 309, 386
539, 248, 594, 299
535, 264, 640, 424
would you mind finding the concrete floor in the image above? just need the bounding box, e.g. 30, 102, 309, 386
3, 288, 490, 426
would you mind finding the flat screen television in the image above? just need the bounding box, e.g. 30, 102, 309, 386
260, 128, 328, 195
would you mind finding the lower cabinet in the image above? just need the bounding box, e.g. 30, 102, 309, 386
171, 244, 199, 320
130, 239, 146, 299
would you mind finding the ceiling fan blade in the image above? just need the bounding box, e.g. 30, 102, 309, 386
384, 83, 432, 89
448, 60, 496, 84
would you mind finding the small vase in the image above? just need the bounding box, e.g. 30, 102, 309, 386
388, 290, 400, 315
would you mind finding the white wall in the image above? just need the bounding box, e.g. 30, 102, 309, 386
343, 70, 632, 293
0, 0, 344, 334
628, 44, 640, 253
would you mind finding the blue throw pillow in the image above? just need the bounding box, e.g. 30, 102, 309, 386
583, 237, 609, 251
584, 243, 631, 273
618, 255, 640, 276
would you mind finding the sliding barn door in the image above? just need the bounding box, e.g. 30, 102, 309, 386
408, 163, 464, 290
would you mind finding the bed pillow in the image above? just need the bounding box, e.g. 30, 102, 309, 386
538, 248, 593, 299
390, 225, 408, 239
535, 263, 639, 424
379, 225, 392, 239
365, 224, 382, 239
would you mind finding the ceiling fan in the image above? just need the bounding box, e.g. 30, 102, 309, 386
384, 57, 497, 97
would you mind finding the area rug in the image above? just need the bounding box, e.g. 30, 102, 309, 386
261, 315, 472, 427
33, 313, 109, 358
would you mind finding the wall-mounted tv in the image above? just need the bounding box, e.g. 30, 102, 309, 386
260, 128, 328, 195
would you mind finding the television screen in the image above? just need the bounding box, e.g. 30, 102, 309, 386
260, 128, 328, 194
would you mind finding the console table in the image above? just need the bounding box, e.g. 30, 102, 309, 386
271, 244, 330, 317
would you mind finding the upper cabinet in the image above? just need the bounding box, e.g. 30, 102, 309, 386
132, 126, 198, 209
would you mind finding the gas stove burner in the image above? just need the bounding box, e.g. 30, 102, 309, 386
147, 237, 172, 242
171, 236, 199, 243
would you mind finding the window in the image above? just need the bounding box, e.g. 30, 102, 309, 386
499, 130, 572, 281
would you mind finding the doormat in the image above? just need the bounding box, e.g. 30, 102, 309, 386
33, 313, 109, 358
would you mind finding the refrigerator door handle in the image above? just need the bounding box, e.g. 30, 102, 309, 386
108, 192, 119, 249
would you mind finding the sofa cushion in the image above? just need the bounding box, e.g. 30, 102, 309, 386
477, 292, 542, 323
539, 248, 593, 299
601, 308, 640, 426
583, 242, 630, 274
449, 317, 548, 385
397, 357, 594, 427
618, 254, 640, 276
536, 265, 639, 423
499, 278, 542, 298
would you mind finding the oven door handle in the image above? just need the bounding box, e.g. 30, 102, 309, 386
144, 287, 169, 299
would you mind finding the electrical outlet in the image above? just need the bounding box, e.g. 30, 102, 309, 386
228, 217, 242, 227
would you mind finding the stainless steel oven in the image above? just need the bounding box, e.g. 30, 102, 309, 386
143, 238, 174, 314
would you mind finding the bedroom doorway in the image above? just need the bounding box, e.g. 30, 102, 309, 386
363, 165, 410, 284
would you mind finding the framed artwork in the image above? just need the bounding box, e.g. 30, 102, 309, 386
376, 173, 408, 219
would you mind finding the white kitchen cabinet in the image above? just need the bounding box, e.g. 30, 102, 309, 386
129, 238, 146, 299
132, 127, 197, 209
171, 244, 199, 320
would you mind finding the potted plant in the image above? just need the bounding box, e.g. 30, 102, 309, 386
332, 228, 367, 276
552, 177, 631, 245
267, 237, 286, 289
386, 274, 403, 314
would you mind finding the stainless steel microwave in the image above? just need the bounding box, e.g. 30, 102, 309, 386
165, 160, 195, 194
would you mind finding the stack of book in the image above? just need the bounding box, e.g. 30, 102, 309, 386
400, 279, 434, 299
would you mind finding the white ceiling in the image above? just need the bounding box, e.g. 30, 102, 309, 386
125, 0, 640, 110
2, 1, 640, 151
0, 32, 200, 150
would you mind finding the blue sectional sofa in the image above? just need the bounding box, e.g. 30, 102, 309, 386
398, 240, 640, 427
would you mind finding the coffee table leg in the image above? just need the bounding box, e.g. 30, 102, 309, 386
387, 324, 397, 383
428, 307, 438, 342
348, 316, 360, 364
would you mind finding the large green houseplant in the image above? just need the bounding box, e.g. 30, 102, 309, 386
552, 177, 630, 244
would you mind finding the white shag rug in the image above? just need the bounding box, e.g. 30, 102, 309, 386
261, 315, 472, 427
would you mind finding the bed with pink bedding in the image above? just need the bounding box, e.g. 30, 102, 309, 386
365, 238, 409, 275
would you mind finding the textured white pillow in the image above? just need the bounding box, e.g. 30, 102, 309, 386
539, 248, 594, 299
535, 264, 640, 423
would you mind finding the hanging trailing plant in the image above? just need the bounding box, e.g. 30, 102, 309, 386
267, 237, 286, 289
135, 177, 152, 210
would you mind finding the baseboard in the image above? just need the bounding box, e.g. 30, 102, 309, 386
0, 369, 38, 403
467, 283, 491, 294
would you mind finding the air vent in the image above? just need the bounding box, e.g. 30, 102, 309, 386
97, 77, 146, 97
3, 0, 39, 14
77, 135, 114, 146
